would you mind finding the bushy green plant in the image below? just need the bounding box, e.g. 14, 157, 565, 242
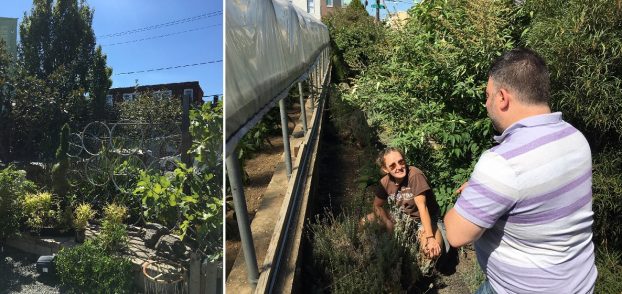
0, 165, 37, 243
117, 89, 182, 124
323, 0, 384, 81
521, 0, 622, 147
310, 212, 419, 293
595, 248, 622, 294
592, 148, 622, 252
56, 240, 134, 293
51, 123, 70, 204
73, 203, 95, 231
103, 203, 128, 224
134, 101, 223, 260
97, 220, 128, 253
22, 191, 56, 233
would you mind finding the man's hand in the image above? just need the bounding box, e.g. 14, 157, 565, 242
455, 181, 469, 195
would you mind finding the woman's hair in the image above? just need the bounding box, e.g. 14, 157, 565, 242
376, 147, 406, 169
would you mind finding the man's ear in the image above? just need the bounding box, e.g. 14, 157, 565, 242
498, 87, 511, 111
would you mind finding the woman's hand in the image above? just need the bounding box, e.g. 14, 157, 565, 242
425, 237, 441, 258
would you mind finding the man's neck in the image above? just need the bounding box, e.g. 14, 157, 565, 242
502, 104, 551, 132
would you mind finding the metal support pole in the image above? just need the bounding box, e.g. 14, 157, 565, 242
225, 155, 259, 284
298, 82, 308, 134
309, 71, 315, 106
279, 99, 293, 178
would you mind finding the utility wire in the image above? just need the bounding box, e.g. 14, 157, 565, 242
101, 24, 221, 47
97, 11, 222, 39
115, 60, 223, 76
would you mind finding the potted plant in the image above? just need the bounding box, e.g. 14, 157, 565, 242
73, 203, 95, 243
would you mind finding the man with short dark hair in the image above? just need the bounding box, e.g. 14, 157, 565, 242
444, 48, 597, 293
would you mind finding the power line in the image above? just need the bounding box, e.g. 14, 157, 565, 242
101, 24, 221, 47
115, 60, 223, 76
97, 11, 222, 39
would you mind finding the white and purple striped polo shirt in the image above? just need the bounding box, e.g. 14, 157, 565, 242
455, 112, 597, 293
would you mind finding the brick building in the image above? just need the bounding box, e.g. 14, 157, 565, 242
106, 81, 210, 107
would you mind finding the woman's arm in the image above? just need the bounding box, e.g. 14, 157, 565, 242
373, 197, 394, 232
414, 194, 441, 258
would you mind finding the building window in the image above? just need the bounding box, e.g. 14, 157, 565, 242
153, 90, 172, 100
106, 95, 113, 106
326, 0, 333, 7
123, 92, 137, 102
308, 0, 315, 13
183, 89, 193, 100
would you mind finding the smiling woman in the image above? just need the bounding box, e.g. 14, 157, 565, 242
363, 147, 446, 264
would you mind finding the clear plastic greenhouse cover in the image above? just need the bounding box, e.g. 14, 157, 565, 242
225, 0, 329, 150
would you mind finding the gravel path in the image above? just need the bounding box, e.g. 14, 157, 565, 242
0, 246, 60, 294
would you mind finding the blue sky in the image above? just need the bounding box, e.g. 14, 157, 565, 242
3, 0, 223, 98
363, 0, 420, 20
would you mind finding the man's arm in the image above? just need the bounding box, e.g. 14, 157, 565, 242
444, 207, 486, 247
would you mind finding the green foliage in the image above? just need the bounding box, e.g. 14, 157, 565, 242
73, 203, 95, 230
595, 248, 622, 294
235, 107, 280, 164
117, 89, 182, 124
521, 0, 622, 147
103, 203, 128, 225
56, 240, 134, 294
310, 212, 419, 293
97, 220, 128, 253
463, 251, 486, 292
19, 0, 112, 120
22, 191, 56, 233
323, 0, 384, 81
95, 203, 129, 252
342, 0, 515, 213
592, 148, 622, 252
0, 165, 37, 243
0, 40, 15, 162
8, 0, 111, 160
134, 101, 223, 260
51, 123, 70, 204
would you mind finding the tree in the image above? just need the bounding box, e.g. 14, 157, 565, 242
16, 0, 112, 159
323, 0, 384, 82
0, 40, 15, 162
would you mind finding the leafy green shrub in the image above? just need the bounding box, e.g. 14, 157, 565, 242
310, 212, 419, 293
103, 203, 128, 224
51, 123, 70, 204
0, 165, 37, 243
73, 203, 95, 230
99, 203, 129, 252
56, 240, 134, 293
134, 101, 223, 260
521, 0, 622, 147
323, 0, 384, 81
117, 89, 181, 124
97, 220, 128, 253
22, 191, 56, 233
592, 148, 622, 252
595, 248, 622, 294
